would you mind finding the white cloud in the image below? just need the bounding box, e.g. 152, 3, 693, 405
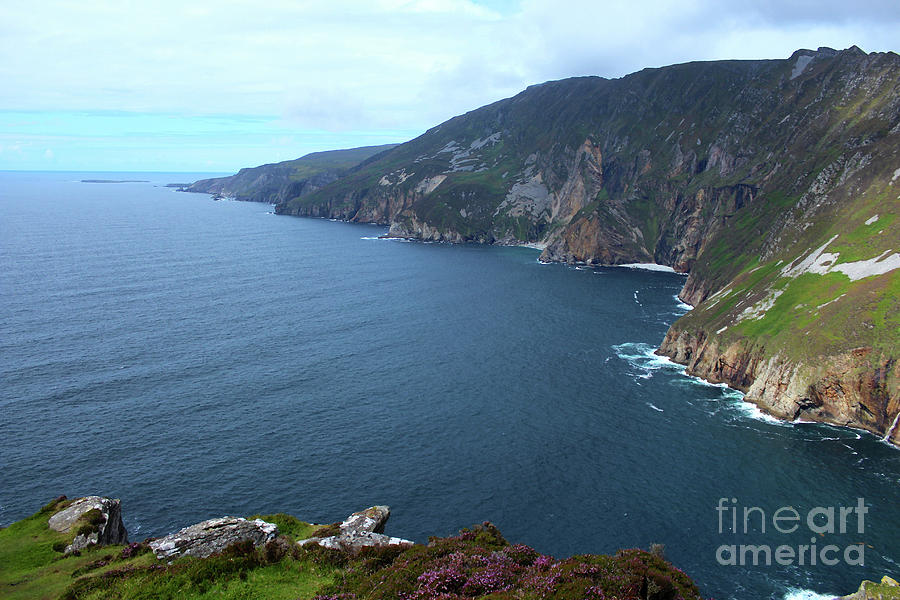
1, 0, 897, 169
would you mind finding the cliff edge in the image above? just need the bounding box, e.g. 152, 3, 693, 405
264, 47, 899, 443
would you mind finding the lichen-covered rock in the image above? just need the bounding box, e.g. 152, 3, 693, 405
47, 496, 128, 554
841, 575, 900, 599
149, 516, 278, 560
315, 531, 414, 552
298, 506, 414, 552
340, 505, 390, 534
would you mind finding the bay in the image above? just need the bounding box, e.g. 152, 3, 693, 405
1, 171, 898, 599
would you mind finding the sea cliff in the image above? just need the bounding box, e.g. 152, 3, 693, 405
267, 47, 899, 444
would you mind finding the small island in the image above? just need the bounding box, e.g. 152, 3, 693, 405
80, 179, 150, 184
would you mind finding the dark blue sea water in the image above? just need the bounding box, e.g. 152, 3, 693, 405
1, 171, 898, 599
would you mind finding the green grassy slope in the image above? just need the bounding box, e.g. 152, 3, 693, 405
1, 500, 704, 600
186, 144, 398, 203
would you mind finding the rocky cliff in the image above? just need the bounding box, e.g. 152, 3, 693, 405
185, 144, 397, 204
271, 47, 900, 444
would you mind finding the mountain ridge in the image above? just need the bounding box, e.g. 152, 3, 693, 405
239, 47, 899, 444
184, 144, 398, 204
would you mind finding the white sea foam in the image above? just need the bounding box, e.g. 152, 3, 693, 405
782, 588, 838, 600
360, 236, 412, 242
647, 403, 664, 412
617, 263, 683, 273
613, 342, 796, 427
727, 398, 789, 425
673, 295, 693, 311
519, 242, 547, 250
611, 342, 687, 379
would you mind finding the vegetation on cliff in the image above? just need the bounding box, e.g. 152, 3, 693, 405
185, 144, 397, 204
263, 46, 900, 443
0, 500, 703, 600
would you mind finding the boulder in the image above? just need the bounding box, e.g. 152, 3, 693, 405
298, 506, 414, 553
340, 505, 390, 534
315, 531, 415, 552
149, 516, 278, 560
47, 496, 128, 554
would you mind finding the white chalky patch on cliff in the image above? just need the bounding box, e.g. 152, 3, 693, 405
833, 251, 900, 280
738, 289, 783, 321
817, 294, 846, 310
790, 55, 814, 79
782, 235, 899, 281
415, 175, 447, 195
781, 235, 841, 278
470, 132, 501, 150
379, 169, 411, 186
893, 167, 900, 182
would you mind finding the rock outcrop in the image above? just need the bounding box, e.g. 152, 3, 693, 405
149, 516, 278, 560
266, 47, 900, 445
47, 496, 128, 554
298, 505, 415, 552
841, 575, 900, 600
658, 332, 900, 444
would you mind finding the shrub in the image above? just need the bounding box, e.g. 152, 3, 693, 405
311, 522, 343, 538
316, 527, 703, 600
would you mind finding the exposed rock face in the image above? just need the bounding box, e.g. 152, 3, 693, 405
48, 496, 128, 553
659, 331, 900, 444
339, 505, 390, 534
149, 516, 278, 560
267, 47, 900, 445
298, 506, 414, 553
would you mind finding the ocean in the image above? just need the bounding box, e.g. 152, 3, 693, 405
1, 171, 897, 599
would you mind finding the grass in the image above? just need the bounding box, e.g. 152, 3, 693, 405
0, 502, 336, 600
1, 500, 709, 600
0, 498, 153, 600
732, 272, 850, 345
63, 554, 333, 600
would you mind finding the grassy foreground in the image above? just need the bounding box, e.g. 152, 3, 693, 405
1, 499, 704, 600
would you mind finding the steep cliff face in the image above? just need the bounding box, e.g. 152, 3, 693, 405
271, 46, 900, 444
660, 330, 900, 445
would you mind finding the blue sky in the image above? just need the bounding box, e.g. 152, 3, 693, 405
1, 0, 898, 173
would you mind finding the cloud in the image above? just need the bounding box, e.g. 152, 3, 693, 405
1, 0, 897, 169
3, 2, 890, 117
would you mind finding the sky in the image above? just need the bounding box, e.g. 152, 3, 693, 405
1, 0, 898, 173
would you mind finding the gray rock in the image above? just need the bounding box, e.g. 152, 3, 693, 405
47, 496, 128, 554
314, 531, 414, 552
150, 517, 278, 559
149, 516, 278, 560
340, 505, 390, 534
298, 506, 414, 553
